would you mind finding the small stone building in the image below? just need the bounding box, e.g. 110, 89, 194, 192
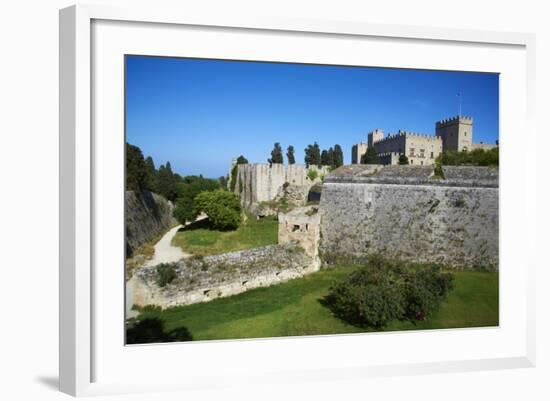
278, 206, 321, 263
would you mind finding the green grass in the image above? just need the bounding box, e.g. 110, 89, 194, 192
172, 216, 278, 256
171, 214, 278, 256
130, 266, 499, 343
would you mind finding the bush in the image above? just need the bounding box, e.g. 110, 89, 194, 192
438, 148, 499, 167
402, 266, 454, 321
194, 189, 242, 230
156, 263, 177, 287
324, 259, 405, 328
398, 154, 409, 165
324, 259, 455, 328
307, 169, 318, 181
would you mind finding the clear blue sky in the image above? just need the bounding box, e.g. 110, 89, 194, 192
126, 55, 499, 178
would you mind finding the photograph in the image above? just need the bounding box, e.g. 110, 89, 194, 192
124, 55, 499, 344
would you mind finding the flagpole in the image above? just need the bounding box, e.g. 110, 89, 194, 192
458, 92, 462, 117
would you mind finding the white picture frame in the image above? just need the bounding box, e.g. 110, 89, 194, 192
59, 3, 536, 397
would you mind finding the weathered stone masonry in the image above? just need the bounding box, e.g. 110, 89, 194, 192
232, 163, 329, 208
125, 190, 178, 257
319, 165, 499, 270
131, 244, 317, 308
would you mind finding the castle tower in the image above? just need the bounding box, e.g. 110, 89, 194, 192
368, 129, 384, 147
351, 143, 368, 164
435, 116, 473, 152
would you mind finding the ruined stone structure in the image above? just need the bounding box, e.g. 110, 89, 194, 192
319, 165, 499, 270
352, 116, 497, 166
130, 204, 322, 308
130, 244, 316, 308
278, 206, 321, 264
231, 163, 330, 209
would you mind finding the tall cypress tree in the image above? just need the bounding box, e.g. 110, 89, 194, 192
312, 142, 321, 167
144, 156, 157, 193
333, 144, 344, 168
286, 145, 296, 165
321, 149, 329, 166
156, 162, 178, 201
236, 155, 249, 164
304, 142, 322, 167
268, 142, 284, 164
126, 142, 147, 192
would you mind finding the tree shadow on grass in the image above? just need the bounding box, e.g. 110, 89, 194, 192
126, 317, 193, 344
177, 218, 211, 232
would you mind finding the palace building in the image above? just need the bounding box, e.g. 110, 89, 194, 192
351, 116, 496, 166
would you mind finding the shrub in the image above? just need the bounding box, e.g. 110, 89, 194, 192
156, 263, 177, 287
402, 266, 454, 321
438, 148, 499, 167
194, 189, 242, 230
307, 169, 318, 181
324, 259, 405, 328
398, 154, 409, 165
324, 258, 455, 328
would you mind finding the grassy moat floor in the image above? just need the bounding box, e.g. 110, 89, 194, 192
171, 214, 278, 257
127, 265, 499, 344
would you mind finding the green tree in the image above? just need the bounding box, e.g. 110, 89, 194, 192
304, 142, 321, 167
321, 149, 329, 166
361, 147, 379, 164
218, 175, 229, 189
144, 156, 158, 192
398, 154, 409, 165
268, 142, 284, 164
126, 142, 147, 191
286, 145, 296, 164
194, 189, 242, 230
332, 144, 344, 168
236, 155, 249, 165
321, 147, 334, 167
156, 162, 178, 201
173, 176, 221, 224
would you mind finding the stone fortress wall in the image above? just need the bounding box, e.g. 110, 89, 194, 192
131, 243, 317, 308
319, 165, 499, 270
129, 164, 499, 310
373, 130, 443, 166
232, 163, 330, 208
125, 190, 178, 257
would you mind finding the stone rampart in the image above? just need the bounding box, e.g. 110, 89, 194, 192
131, 243, 317, 308
234, 163, 329, 208
320, 165, 499, 270
125, 191, 178, 256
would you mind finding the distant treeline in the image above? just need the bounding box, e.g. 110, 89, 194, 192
267, 142, 344, 169
126, 142, 225, 219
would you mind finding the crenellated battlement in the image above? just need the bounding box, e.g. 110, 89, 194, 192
436, 115, 473, 127
397, 130, 442, 141
373, 132, 402, 144
374, 130, 441, 144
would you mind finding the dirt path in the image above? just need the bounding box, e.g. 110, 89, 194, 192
126, 216, 207, 318
143, 225, 189, 267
